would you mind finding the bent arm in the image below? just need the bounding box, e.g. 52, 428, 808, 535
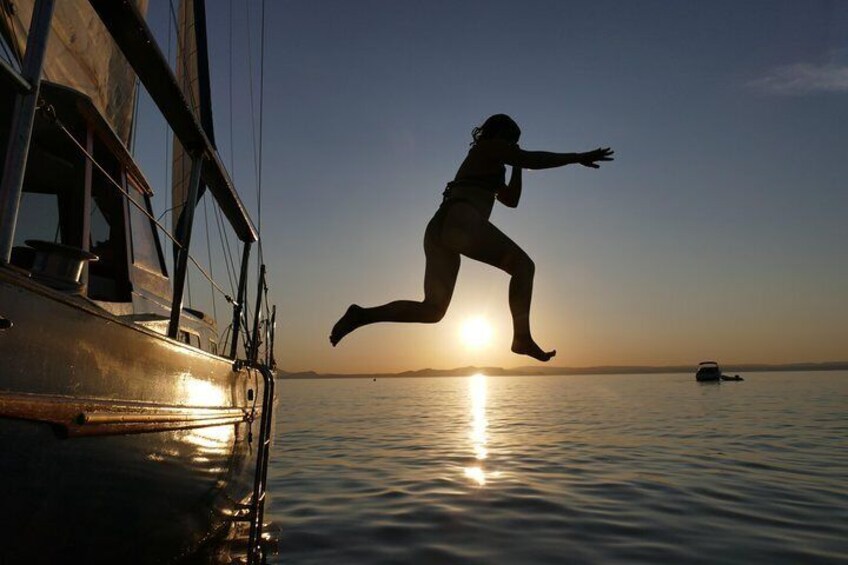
498, 166, 522, 208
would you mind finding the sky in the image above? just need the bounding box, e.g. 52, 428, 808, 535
135, 1, 848, 374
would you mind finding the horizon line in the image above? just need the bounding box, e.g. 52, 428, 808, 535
278, 361, 848, 379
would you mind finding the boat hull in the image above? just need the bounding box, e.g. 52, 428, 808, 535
695, 373, 721, 382
695, 362, 722, 382
0, 269, 272, 563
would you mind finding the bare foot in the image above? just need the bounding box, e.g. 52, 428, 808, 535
330, 304, 365, 346
511, 336, 556, 362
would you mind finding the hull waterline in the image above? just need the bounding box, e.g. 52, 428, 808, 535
0, 268, 273, 562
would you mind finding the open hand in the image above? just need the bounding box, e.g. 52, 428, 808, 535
578, 147, 614, 169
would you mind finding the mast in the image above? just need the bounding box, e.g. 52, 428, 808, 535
167, 0, 215, 340
0, 0, 55, 262
87, 0, 258, 243
172, 0, 215, 251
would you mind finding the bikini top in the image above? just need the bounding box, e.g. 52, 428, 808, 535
445, 165, 506, 195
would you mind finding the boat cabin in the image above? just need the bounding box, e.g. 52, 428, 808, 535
0, 80, 219, 354
695, 361, 722, 382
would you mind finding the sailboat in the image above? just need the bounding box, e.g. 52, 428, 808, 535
0, 1, 276, 562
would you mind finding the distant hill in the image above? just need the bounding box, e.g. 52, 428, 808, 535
278, 361, 848, 379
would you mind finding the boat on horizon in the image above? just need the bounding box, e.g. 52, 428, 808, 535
695, 362, 745, 382
0, 1, 276, 562
695, 361, 722, 382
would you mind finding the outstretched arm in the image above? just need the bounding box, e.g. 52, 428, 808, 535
573, 147, 615, 169
498, 167, 522, 208
491, 141, 614, 170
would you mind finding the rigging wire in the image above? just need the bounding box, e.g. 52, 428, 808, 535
210, 201, 240, 353
49, 113, 234, 304
239, 0, 270, 359
255, 0, 270, 363
237, 0, 259, 352
228, 0, 235, 178
202, 192, 218, 321
129, 78, 141, 156
187, 262, 193, 308
0, 25, 15, 66
258, 0, 266, 248
167, 0, 203, 290
0, 3, 22, 65
244, 0, 260, 187
164, 8, 174, 268
0, 37, 13, 67
218, 0, 240, 331
166, 0, 231, 327
167, 0, 203, 278
212, 198, 237, 294
167, 0, 200, 113
244, 0, 264, 259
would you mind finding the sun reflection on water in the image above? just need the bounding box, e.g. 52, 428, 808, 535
465, 373, 489, 486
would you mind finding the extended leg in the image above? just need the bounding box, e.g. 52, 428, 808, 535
441, 205, 555, 362
330, 222, 460, 346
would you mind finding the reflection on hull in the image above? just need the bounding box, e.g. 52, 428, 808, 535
0, 271, 274, 563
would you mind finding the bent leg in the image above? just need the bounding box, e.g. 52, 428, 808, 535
330, 221, 460, 346
358, 235, 459, 324
441, 206, 555, 362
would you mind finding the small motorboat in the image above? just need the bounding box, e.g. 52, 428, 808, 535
695, 361, 722, 382
721, 374, 744, 381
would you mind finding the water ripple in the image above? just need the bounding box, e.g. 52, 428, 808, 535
269, 372, 848, 564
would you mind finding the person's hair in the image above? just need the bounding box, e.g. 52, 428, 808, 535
471, 114, 521, 145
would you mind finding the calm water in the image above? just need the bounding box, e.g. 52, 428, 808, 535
266, 372, 848, 564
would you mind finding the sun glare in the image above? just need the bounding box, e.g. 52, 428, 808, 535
460, 317, 493, 349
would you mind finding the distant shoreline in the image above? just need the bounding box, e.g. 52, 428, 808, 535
278, 362, 848, 380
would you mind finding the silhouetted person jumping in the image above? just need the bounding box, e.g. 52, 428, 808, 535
330, 114, 613, 361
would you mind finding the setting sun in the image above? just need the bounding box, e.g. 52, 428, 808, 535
460, 317, 494, 349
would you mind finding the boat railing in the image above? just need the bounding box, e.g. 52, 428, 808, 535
246, 361, 275, 564
247, 263, 276, 368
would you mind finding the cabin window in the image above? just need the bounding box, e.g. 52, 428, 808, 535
127, 184, 167, 277
12, 192, 61, 246
179, 330, 201, 349
87, 166, 130, 301
9, 113, 85, 271
89, 197, 110, 250
10, 182, 78, 269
